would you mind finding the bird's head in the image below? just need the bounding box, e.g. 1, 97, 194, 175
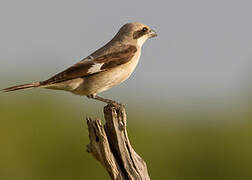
115, 22, 157, 47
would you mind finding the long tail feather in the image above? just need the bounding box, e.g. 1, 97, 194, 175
1, 82, 40, 92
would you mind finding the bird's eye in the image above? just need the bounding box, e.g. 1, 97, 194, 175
142, 27, 148, 32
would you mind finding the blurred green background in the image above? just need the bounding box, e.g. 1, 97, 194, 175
1, 0, 252, 179
1, 91, 252, 180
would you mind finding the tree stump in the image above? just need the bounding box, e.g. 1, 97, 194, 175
86, 103, 150, 180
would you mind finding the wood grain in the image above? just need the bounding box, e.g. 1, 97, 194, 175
86, 104, 150, 180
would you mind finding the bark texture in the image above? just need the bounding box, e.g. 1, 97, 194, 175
86, 103, 150, 180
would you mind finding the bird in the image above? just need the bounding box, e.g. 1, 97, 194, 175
1, 22, 157, 104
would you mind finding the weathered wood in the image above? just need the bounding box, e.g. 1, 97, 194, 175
86, 103, 150, 180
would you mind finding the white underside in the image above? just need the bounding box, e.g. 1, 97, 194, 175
44, 48, 142, 96
72, 49, 142, 95
137, 35, 148, 47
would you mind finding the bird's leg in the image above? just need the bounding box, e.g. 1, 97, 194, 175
87, 94, 117, 105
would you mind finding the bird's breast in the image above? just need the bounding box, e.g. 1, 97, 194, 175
74, 49, 141, 95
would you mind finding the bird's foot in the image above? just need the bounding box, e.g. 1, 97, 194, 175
87, 94, 96, 99
87, 94, 123, 108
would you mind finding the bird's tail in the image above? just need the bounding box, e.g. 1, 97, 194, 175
1, 82, 41, 92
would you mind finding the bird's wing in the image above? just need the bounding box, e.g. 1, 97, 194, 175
41, 45, 137, 85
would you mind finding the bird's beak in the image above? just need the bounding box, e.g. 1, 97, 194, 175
149, 29, 158, 38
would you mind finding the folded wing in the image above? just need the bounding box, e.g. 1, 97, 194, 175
41, 45, 137, 85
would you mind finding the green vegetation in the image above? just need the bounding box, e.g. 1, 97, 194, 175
0, 92, 252, 180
